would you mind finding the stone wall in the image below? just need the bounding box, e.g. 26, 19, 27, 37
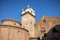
36, 16, 60, 40
0, 25, 29, 40
21, 13, 35, 38
0, 19, 29, 40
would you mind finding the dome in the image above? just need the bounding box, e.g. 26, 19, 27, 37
1, 19, 22, 27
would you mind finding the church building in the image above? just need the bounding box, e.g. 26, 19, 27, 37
0, 6, 60, 40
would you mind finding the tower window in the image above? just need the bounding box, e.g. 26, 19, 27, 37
43, 19, 46, 25
31, 22, 32, 24
30, 22, 32, 26
18, 30, 19, 33
14, 23, 16, 25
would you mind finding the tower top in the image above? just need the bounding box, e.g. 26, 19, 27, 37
21, 5, 35, 17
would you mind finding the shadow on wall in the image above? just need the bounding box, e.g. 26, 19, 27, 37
42, 25, 60, 40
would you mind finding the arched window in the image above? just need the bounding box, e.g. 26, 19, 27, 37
52, 28, 58, 33
43, 19, 46, 25
44, 33, 47, 37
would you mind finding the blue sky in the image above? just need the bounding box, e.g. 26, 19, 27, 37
0, 0, 60, 24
